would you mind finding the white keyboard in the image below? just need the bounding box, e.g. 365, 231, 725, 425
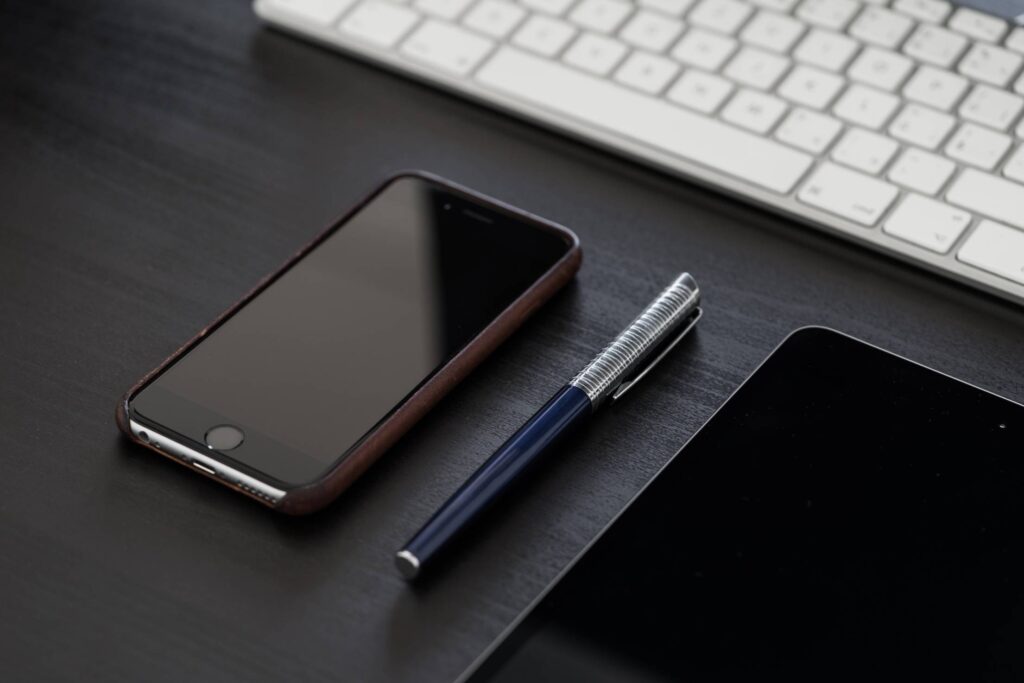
255, 0, 1024, 305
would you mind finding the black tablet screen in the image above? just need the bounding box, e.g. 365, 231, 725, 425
466, 327, 1024, 682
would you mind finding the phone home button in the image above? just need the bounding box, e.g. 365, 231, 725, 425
205, 425, 244, 451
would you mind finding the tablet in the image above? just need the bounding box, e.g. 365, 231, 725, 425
461, 327, 1024, 682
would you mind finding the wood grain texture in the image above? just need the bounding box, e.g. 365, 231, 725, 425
1, 1, 1022, 680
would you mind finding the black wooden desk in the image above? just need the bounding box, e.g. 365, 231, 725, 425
2, 1, 1022, 680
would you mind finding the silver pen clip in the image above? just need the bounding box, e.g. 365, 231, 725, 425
609, 306, 702, 403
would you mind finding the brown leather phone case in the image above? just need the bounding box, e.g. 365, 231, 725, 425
116, 171, 581, 515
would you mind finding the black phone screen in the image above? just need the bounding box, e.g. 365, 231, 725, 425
130, 176, 573, 486
466, 328, 1024, 682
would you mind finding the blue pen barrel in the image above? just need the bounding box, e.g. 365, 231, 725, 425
396, 273, 701, 580
400, 385, 592, 576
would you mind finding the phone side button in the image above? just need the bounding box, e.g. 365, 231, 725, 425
194, 462, 217, 476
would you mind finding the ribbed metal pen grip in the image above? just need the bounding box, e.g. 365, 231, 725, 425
570, 273, 700, 407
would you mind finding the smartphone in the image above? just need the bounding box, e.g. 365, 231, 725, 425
117, 172, 580, 514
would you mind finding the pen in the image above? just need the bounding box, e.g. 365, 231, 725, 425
395, 273, 702, 580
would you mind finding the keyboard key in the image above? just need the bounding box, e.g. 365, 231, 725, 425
958, 220, 1024, 285
463, 0, 525, 38
793, 28, 858, 72
721, 89, 788, 132
903, 25, 969, 68
833, 84, 900, 129
568, 0, 633, 33
884, 194, 971, 253
948, 7, 1007, 43
848, 7, 914, 49
775, 108, 843, 153
888, 103, 956, 149
958, 84, 1024, 131
638, 0, 695, 17
614, 51, 680, 93
795, 0, 860, 31
1004, 146, 1024, 183
340, 0, 419, 47
777, 65, 844, 109
748, 0, 800, 11
512, 15, 576, 55
415, 0, 474, 19
944, 123, 1012, 169
265, 0, 356, 23
1006, 27, 1024, 54
947, 168, 1024, 229
619, 11, 685, 52
887, 147, 956, 194
402, 19, 494, 73
563, 32, 628, 74
958, 44, 1023, 88
740, 11, 806, 54
892, 0, 951, 24
724, 47, 790, 90
831, 127, 899, 174
667, 69, 734, 112
671, 28, 738, 71
902, 65, 969, 111
475, 47, 814, 193
798, 162, 899, 225
687, 0, 753, 35
520, 0, 574, 15
847, 47, 915, 91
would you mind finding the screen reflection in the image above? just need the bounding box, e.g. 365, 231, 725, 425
132, 177, 570, 484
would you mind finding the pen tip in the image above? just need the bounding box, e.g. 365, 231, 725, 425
395, 550, 421, 580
